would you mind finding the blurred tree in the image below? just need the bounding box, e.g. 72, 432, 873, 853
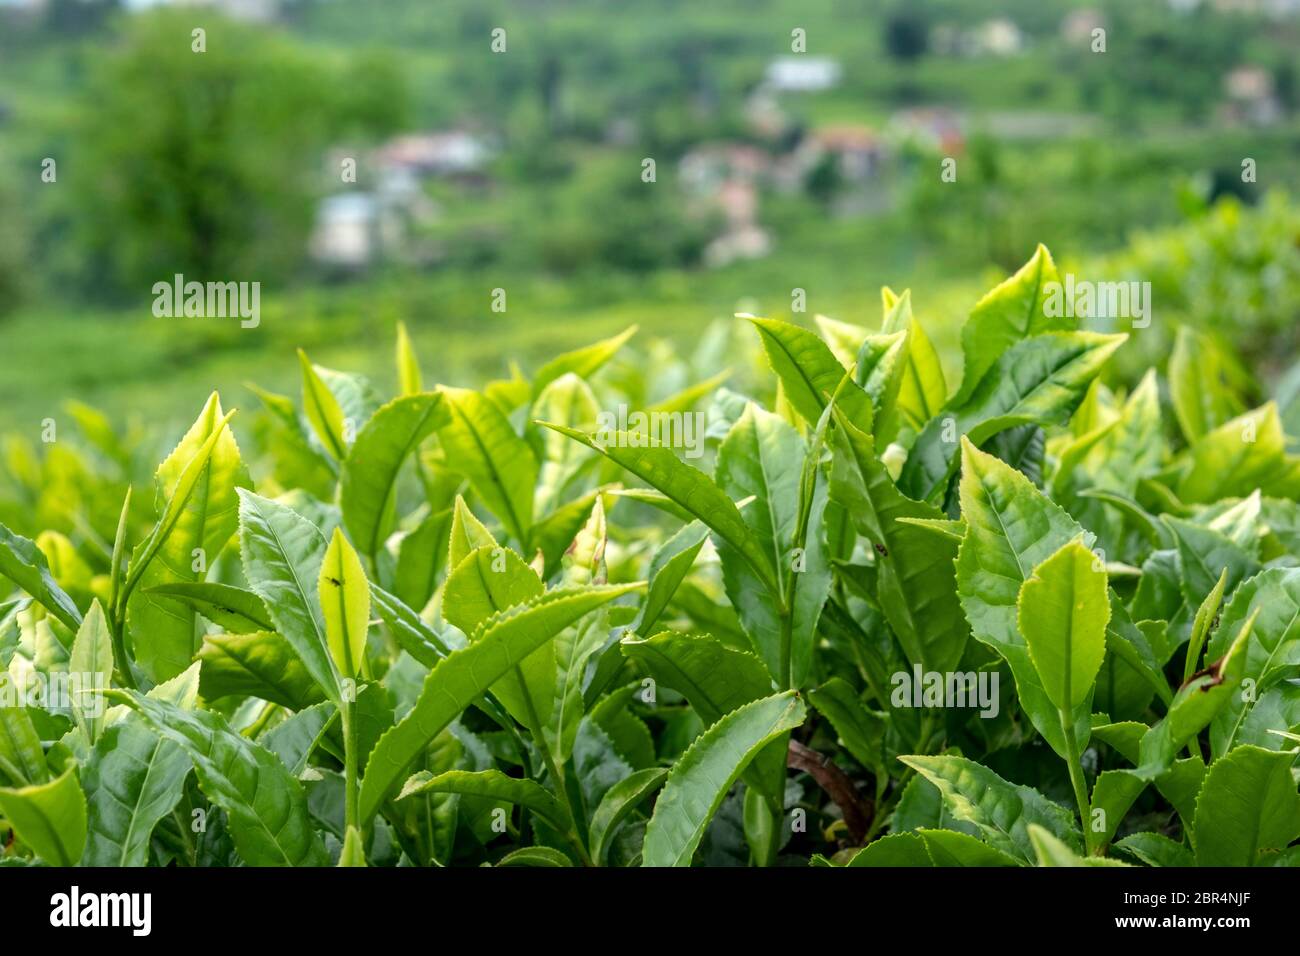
68, 11, 407, 298
883, 9, 929, 62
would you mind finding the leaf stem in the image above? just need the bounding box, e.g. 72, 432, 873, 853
342, 695, 359, 833
1060, 711, 1092, 846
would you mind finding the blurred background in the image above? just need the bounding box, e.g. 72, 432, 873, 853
0, 0, 1298, 434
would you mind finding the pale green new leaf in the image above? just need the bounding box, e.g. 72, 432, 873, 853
319, 527, 370, 679
69, 599, 113, 743
951, 243, 1064, 407
954, 439, 1093, 758
538, 421, 778, 594
1017, 539, 1109, 711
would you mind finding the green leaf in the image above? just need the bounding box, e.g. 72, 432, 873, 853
845, 832, 934, 866
828, 409, 968, 673
538, 421, 778, 594
297, 349, 349, 461
1168, 325, 1245, 443
1184, 569, 1229, 685
394, 321, 422, 396
1164, 516, 1258, 611
1114, 831, 1194, 867
808, 677, 884, 773
340, 392, 448, 562
237, 490, 339, 703
631, 521, 708, 638
359, 583, 642, 824
438, 387, 538, 545
642, 690, 806, 867
1028, 824, 1130, 867
955, 439, 1093, 758
393, 507, 451, 612
143, 581, 273, 633
399, 768, 573, 835
263, 701, 336, 775
197, 630, 326, 710
951, 243, 1064, 407
126, 393, 249, 683
899, 754, 1082, 865
746, 317, 873, 430
589, 766, 668, 866
1177, 403, 1300, 503
1137, 613, 1254, 776
442, 544, 543, 636
0, 523, 83, 634
0, 700, 47, 786
0, 765, 87, 866
80, 719, 190, 866
917, 828, 1021, 866
1017, 539, 1109, 711
620, 631, 774, 724
68, 599, 114, 743
496, 846, 574, 867
715, 403, 829, 686
1207, 567, 1300, 756
447, 495, 498, 568
532, 325, 637, 398
120, 692, 327, 866
531, 372, 599, 517
901, 332, 1126, 502
619, 629, 786, 802
338, 825, 367, 867
319, 527, 370, 679
1193, 745, 1300, 866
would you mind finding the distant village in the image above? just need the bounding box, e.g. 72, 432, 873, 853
2, 0, 1294, 273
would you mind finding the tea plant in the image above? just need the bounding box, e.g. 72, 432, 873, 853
2, 244, 1298, 867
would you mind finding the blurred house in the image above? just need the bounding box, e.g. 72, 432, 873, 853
975, 18, 1024, 55
1222, 65, 1283, 124
678, 143, 772, 268
888, 107, 965, 155
310, 131, 478, 270
762, 56, 842, 93
122, 0, 279, 21
1061, 9, 1105, 42
799, 125, 887, 183
679, 143, 770, 194
374, 131, 492, 180
310, 194, 379, 270
934, 18, 1024, 56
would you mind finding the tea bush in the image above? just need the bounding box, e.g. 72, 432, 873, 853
2, 245, 1298, 868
